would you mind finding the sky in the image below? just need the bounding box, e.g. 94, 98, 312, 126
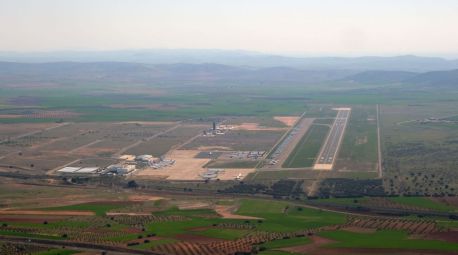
1, 0, 458, 57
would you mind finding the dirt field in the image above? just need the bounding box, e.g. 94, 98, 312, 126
0, 153, 80, 172
0, 210, 95, 216
0, 114, 22, 119
280, 235, 335, 254
174, 201, 211, 210
0, 121, 182, 173
126, 125, 205, 156
0, 215, 68, 223
0, 111, 80, 119
135, 150, 210, 180
214, 205, 262, 220
233, 123, 288, 131
0, 123, 58, 142
274, 116, 300, 127
184, 130, 285, 151
127, 195, 164, 201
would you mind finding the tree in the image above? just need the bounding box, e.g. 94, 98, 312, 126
127, 180, 138, 188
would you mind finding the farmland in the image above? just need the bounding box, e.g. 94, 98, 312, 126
0, 180, 458, 255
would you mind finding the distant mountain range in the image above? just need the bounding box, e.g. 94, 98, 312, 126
1, 49, 458, 72
344, 69, 458, 87
0, 61, 457, 87
0, 62, 356, 84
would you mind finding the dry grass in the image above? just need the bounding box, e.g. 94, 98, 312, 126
274, 116, 300, 127
234, 123, 288, 131
214, 205, 262, 220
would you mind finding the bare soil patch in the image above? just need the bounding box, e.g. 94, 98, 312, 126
0, 215, 68, 223
135, 150, 210, 180
431, 197, 458, 207
0, 210, 95, 216
426, 230, 458, 243
0, 123, 56, 140
175, 201, 211, 210
280, 235, 335, 254
214, 205, 262, 220
127, 195, 164, 202
0, 114, 22, 119
274, 116, 300, 127
234, 123, 287, 131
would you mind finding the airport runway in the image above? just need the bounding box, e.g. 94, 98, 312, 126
314, 108, 351, 170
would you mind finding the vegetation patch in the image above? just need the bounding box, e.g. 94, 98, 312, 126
283, 125, 329, 168
320, 230, 458, 250
42, 202, 134, 216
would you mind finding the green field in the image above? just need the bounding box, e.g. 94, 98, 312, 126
389, 197, 457, 212
236, 199, 345, 232
335, 105, 378, 171
35, 249, 79, 255
321, 230, 458, 251
1, 187, 458, 254
282, 124, 329, 168
195, 228, 251, 240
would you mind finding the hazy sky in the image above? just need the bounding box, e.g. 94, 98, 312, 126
1, 0, 458, 57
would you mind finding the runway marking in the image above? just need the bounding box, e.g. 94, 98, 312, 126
314, 108, 351, 170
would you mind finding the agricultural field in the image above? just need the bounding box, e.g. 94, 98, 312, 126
310, 196, 458, 215
2, 58, 458, 254
0, 181, 457, 255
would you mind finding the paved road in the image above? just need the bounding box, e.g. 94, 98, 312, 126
264, 117, 314, 169
315, 109, 350, 167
